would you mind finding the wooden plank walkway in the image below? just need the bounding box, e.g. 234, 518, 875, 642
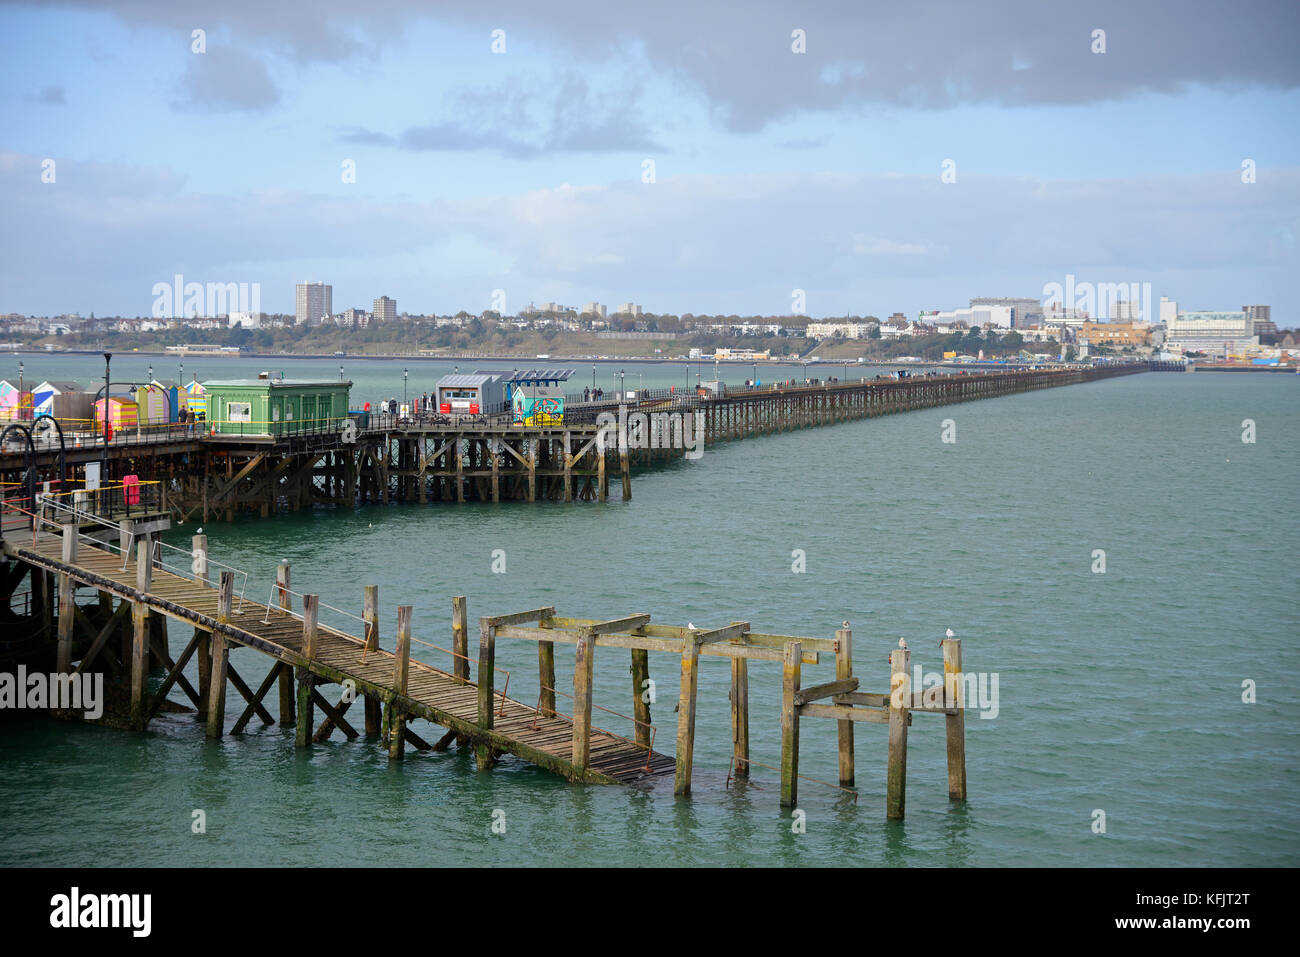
4, 532, 674, 785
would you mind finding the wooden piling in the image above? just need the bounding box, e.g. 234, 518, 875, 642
886, 646, 910, 819
572, 627, 596, 775
205, 572, 233, 739
942, 637, 967, 801
673, 632, 701, 796
835, 626, 854, 787
475, 618, 496, 769
192, 532, 208, 587
451, 595, 469, 682
129, 539, 153, 730
56, 523, 77, 674
779, 640, 802, 808
276, 561, 294, 726
389, 605, 411, 760
295, 594, 318, 748
631, 648, 651, 750
363, 584, 381, 735
538, 639, 556, 717
730, 654, 749, 779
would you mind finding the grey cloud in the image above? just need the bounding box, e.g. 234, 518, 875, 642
172, 45, 280, 112
338, 126, 397, 146
22, 0, 1300, 130
394, 75, 662, 157
28, 85, 66, 105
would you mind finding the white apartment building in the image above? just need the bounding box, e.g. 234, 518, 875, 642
582, 302, 608, 318
923, 305, 1013, 329
373, 296, 397, 323
296, 282, 332, 326
807, 321, 875, 339
617, 303, 643, 317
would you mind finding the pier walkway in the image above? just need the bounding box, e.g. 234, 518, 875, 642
3, 523, 674, 784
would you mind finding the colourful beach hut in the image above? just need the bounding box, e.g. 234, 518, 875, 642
0, 380, 31, 421
183, 379, 207, 418
150, 379, 181, 422
93, 395, 139, 433
134, 384, 170, 426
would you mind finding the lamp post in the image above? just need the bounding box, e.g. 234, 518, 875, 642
339, 364, 344, 381
618, 368, 625, 396
17, 360, 22, 418
592, 364, 596, 392
403, 367, 408, 407
178, 360, 183, 386
101, 352, 111, 474
148, 364, 153, 382
752, 362, 757, 388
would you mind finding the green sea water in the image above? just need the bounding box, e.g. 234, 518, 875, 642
2, 363, 1297, 867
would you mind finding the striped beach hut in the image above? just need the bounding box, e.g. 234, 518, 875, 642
0, 380, 31, 421
93, 395, 139, 432
183, 379, 207, 418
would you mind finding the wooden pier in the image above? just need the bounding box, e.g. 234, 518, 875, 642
3, 509, 970, 816
1, 363, 1150, 518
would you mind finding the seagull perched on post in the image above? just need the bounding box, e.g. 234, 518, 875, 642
942, 627, 955, 647
898, 637, 907, 650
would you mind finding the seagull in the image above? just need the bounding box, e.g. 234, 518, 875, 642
196, 526, 203, 534
942, 627, 955, 647
687, 621, 697, 630
898, 637, 907, 650
842, 620, 850, 629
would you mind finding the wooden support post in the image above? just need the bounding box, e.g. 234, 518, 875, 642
571, 627, 596, 775
295, 594, 318, 748
942, 637, 967, 801
192, 533, 208, 586
451, 595, 469, 682
780, 641, 802, 808
538, 639, 556, 717
205, 572, 233, 738
597, 447, 606, 501
475, 618, 496, 769
674, 633, 701, 796
729, 655, 749, 779
835, 626, 854, 787
887, 646, 911, 819
631, 648, 651, 750
389, 605, 411, 760
363, 584, 381, 735
195, 628, 210, 718
56, 523, 77, 674
562, 431, 572, 502
276, 561, 294, 726
129, 539, 153, 730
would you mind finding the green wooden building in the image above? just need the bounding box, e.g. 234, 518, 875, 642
203, 378, 352, 438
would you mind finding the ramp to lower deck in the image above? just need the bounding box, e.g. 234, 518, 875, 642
5, 532, 674, 784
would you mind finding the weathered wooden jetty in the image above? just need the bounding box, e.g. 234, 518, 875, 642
3, 508, 968, 816
1, 363, 1149, 518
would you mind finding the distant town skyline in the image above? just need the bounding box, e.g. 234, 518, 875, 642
1, 2, 1297, 319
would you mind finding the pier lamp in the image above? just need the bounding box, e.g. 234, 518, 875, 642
752, 362, 757, 387
148, 364, 153, 382
592, 364, 596, 391
17, 361, 22, 412
339, 364, 344, 381
618, 368, 625, 396
179, 360, 184, 385
102, 352, 112, 471
403, 367, 408, 406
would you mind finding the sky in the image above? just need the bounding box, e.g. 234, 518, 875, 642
1, 0, 1298, 321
